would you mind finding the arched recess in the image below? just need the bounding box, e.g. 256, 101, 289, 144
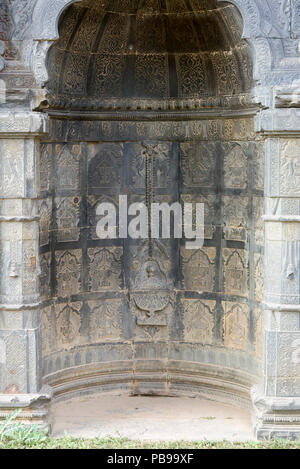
35, 0, 265, 407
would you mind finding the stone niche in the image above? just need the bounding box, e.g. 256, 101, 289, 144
39, 0, 263, 405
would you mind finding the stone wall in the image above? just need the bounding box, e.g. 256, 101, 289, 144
38, 114, 263, 403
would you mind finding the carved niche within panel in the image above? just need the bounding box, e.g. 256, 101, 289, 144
223, 302, 249, 352
182, 248, 216, 292
56, 302, 82, 349
55, 144, 81, 191
55, 250, 82, 298
224, 144, 247, 189
183, 299, 215, 344
223, 196, 248, 242
88, 300, 123, 342
88, 143, 122, 191
56, 197, 80, 242
88, 248, 123, 291
181, 142, 215, 187
223, 249, 248, 296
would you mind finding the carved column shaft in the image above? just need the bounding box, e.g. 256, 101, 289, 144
0, 111, 51, 424
253, 109, 300, 439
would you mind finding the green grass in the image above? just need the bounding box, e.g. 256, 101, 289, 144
1, 411, 300, 449
1, 436, 300, 449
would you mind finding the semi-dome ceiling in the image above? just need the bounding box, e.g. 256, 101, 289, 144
46, 0, 253, 111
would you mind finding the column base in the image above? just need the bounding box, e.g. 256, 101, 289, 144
252, 387, 300, 440
0, 386, 52, 432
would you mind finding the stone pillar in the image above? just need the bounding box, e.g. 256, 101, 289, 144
0, 111, 51, 426
253, 109, 300, 439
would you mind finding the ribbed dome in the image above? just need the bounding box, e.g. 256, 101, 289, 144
46, 0, 253, 110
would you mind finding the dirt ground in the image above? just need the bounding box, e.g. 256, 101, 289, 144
52, 394, 253, 442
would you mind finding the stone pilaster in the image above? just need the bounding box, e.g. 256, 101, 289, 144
253, 109, 300, 439
0, 111, 52, 426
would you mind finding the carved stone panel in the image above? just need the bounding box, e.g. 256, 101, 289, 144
224, 144, 247, 189
55, 197, 80, 242
280, 140, 300, 197
223, 302, 249, 352
55, 250, 82, 298
183, 299, 215, 344
88, 299, 123, 342
55, 144, 81, 192
223, 196, 248, 242
181, 142, 216, 188
56, 302, 82, 350
88, 247, 123, 291
223, 249, 248, 297
182, 248, 216, 292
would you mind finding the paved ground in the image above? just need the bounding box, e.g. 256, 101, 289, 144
52, 394, 253, 441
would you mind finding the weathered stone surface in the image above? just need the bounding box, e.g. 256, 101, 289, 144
1, 0, 300, 439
